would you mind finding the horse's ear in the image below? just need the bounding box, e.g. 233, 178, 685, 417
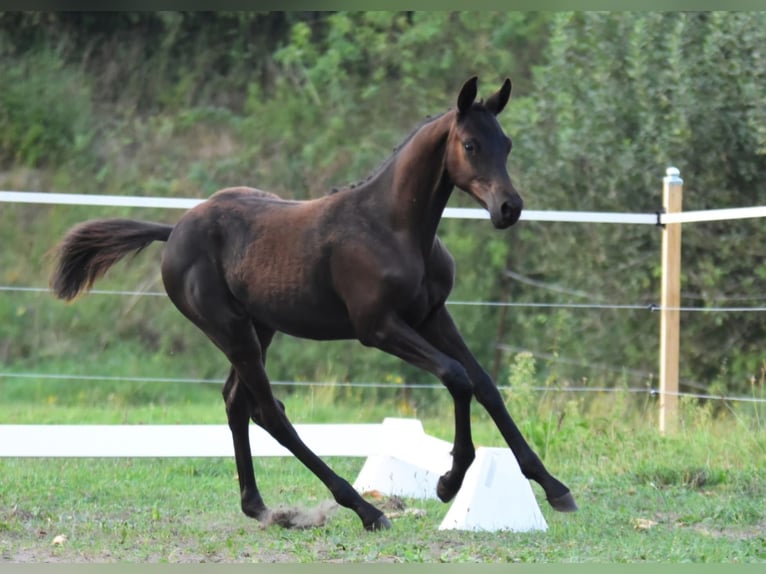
457, 76, 478, 115
485, 78, 512, 116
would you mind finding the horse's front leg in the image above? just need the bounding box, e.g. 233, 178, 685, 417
418, 306, 577, 512
357, 312, 477, 502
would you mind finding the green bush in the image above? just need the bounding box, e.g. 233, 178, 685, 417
0, 50, 93, 167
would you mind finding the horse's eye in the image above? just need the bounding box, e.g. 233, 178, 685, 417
463, 141, 475, 153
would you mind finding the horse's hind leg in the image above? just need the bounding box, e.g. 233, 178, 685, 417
249, 326, 287, 420
164, 264, 388, 530
228, 326, 286, 426
221, 328, 286, 519
164, 257, 272, 522
221, 367, 268, 520
226, 325, 388, 530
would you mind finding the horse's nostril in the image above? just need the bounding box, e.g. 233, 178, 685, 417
498, 199, 522, 227
501, 201, 521, 220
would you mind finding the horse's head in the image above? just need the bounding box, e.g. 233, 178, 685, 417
446, 76, 523, 229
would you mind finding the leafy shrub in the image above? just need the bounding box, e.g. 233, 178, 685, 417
0, 50, 93, 167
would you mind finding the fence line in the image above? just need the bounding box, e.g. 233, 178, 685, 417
507, 268, 766, 304
1, 190, 658, 224
661, 205, 766, 224
3, 285, 766, 313
2, 371, 763, 404
3, 182, 766, 431
4, 190, 765, 225
504, 268, 599, 299
0, 286, 167, 297
0, 418, 449, 460
496, 344, 664, 384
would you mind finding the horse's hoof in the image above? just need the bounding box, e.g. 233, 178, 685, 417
365, 514, 392, 531
548, 491, 578, 512
436, 474, 458, 503
242, 500, 269, 521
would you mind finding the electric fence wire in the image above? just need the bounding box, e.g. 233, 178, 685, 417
2, 285, 766, 312
1, 371, 764, 404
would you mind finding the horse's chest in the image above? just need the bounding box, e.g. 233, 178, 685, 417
245, 285, 355, 340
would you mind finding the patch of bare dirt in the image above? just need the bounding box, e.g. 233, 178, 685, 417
261, 499, 339, 530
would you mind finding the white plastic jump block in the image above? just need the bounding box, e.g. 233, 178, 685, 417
353, 418, 453, 500
438, 447, 548, 532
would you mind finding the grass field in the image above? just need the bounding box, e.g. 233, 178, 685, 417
1, 377, 765, 563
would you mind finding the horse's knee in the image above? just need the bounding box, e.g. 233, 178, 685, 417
440, 361, 473, 399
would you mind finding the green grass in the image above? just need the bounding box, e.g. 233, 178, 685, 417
1, 383, 764, 563
3, 456, 761, 564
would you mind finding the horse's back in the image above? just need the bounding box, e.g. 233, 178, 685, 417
210, 186, 283, 202
161, 184, 455, 340
161, 186, 288, 286
162, 185, 356, 337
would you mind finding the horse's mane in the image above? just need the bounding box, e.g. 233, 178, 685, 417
329, 110, 450, 194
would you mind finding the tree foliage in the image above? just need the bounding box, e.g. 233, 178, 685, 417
509, 12, 766, 391
1, 12, 764, 403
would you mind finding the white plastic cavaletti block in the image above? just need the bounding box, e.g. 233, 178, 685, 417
353, 418, 453, 499
438, 447, 548, 532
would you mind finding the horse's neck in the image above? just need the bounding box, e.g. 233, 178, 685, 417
387, 114, 454, 249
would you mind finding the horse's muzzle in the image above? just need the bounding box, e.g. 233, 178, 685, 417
492, 197, 523, 229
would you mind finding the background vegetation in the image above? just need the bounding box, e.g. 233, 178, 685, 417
1, 12, 765, 407
1, 12, 765, 564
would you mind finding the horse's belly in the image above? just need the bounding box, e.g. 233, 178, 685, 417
244, 292, 357, 341
279, 319, 357, 341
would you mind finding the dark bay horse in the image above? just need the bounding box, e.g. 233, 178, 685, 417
50, 77, 577, 531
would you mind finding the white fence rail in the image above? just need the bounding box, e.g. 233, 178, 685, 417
1, 171, 765, 436
3, 189, 766, 225
0, 418, 452, 459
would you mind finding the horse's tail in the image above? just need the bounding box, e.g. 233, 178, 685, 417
50, 218, 173, 301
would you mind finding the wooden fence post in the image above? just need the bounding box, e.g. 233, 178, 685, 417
659, 167, 683, 434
